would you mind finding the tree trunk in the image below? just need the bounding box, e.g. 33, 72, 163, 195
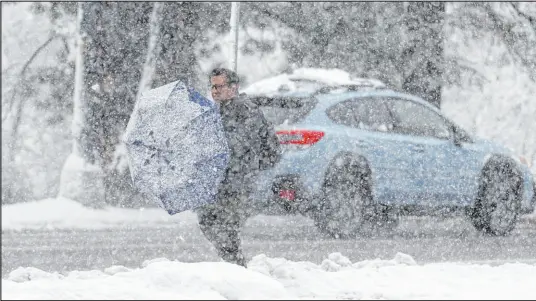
153, 2, 200, 90
402, 2, 444, 108
102, 2, 163, 208
1, 35, 56, 204
98, 2, 152, 208
58, 2, 105, 207
136, 2, 163, 101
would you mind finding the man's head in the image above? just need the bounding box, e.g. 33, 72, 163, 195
210, 67, 240, 103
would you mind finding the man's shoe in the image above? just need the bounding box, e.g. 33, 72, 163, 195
221, 251, 247, 267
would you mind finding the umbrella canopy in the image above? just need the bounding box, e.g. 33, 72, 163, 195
124, 81, 229, 215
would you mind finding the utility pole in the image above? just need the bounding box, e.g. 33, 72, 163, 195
229, 2, 240, 72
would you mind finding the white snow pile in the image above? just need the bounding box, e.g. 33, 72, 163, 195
2, 197, 535, 230
241, 67, 386, 96
1, 197, 198, 230
527, 211, 536, 224
3, 252, 536, 300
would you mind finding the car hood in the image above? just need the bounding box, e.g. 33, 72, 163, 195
472, 137, 514, 156
471, 137, 532, 171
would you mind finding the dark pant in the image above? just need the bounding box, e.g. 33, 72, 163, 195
196, 188, 250, 267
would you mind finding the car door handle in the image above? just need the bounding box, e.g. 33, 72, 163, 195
410, 145, 425, 153
356, 140, 371, 148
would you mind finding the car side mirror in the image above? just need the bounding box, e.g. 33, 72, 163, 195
452, 125, 470, 147
453, 131, 463, 147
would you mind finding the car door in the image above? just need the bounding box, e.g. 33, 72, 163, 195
325, 98, 425, 205
437, 125, 482, 205
384, 98, 479, 205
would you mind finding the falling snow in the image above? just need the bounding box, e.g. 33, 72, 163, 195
2, 2, 536, 299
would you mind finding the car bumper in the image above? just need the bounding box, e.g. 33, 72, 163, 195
521, 173, 535, 214
519, 166, 535, 213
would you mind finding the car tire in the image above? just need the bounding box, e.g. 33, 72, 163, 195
469, 158, 523, 236
313, 156, 376, 238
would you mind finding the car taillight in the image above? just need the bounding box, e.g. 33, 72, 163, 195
279, 190, 296, 201
276, 130, 325, 145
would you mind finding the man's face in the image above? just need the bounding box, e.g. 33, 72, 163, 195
210, 75, 238, 103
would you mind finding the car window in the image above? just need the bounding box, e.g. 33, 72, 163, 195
253, 96, 318, 126
326, 98, 395, 132
385, 98, 451, 139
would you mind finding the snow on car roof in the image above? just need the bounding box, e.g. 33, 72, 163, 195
241, 68, 386, 96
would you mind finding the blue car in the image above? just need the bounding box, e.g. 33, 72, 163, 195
244, 71, 535, 238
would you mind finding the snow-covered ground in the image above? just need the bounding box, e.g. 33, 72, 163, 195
3, 251, 536, 300
1, 197, 197, 231
3, 198, 536, 299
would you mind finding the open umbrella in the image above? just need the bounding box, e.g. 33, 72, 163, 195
123, 80, 229, 215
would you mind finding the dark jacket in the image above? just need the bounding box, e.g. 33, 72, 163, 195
218, 94, 281, 194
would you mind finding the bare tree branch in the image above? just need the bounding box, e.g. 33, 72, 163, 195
482, 4, 536, 79
59, 35, 71, 56
2, 35, 57, 123
510, 3, 536, 32
2, 35, 59, 174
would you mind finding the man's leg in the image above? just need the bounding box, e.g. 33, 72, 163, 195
196, 192, 247, 267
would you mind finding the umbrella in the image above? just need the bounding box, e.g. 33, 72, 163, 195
123, 80, 229, 215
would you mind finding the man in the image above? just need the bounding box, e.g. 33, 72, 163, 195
196, 67, 281, 267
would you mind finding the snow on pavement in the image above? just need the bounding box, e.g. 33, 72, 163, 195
3, 252, 536, 300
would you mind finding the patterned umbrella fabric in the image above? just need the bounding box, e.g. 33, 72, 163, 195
124, 81, 229, 215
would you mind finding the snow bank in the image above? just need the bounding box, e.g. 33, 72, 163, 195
526, 212, 536, 225
2, 197, 535, 230
1, 197, 197, 230
3, 253, 536, 300
57, 153, 105, 208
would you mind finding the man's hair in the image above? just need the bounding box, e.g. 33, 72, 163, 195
210, 67, 240, 85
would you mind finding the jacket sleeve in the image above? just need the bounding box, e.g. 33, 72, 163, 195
256, 108, 282, 170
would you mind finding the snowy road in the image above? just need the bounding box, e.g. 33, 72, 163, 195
3, 212, 536, 278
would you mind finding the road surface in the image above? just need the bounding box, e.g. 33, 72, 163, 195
3, 214, 536, 278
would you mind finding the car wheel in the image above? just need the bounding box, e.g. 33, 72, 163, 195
469, 158, 522, 236
313, 156, 376, 238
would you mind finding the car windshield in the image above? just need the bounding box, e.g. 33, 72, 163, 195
253, 96, 318, 126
